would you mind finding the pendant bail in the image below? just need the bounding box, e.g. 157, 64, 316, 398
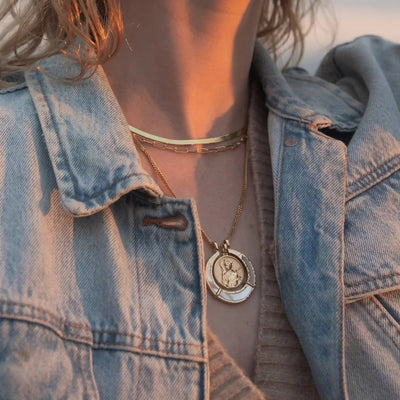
222, 240, 230, 254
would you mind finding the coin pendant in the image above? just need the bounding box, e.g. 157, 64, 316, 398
206, 242, 256, 304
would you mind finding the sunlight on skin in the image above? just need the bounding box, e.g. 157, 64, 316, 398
161, 1, 242, 140
104, 0, 263, 142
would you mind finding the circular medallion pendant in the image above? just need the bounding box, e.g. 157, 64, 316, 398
206, 240, 256, 304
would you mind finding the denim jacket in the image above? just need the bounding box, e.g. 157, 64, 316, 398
1, 35, 400, 399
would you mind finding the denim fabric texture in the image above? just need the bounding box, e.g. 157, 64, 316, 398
0, 35, 400, 399
252, 35, 400, 399
0, 51, 207, 399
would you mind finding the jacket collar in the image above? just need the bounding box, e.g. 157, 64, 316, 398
25, 53, 162, 217
25, 37, 400, 217
317, 36, 400, 194
251, 40, 365, 132
253, 36, 400, 189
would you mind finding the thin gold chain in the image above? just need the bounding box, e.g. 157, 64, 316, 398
132, 134, 246, 154
132, 134, 249, 251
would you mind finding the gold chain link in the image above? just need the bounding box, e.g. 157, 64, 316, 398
133, 134, 246, 154
132, 134, 249, 251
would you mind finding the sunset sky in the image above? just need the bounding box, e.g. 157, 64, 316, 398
301, 0, 400, 72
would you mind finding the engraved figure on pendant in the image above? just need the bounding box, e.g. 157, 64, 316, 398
220, 257, 244, 289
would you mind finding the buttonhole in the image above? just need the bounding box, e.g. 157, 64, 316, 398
143, 214, 188, 231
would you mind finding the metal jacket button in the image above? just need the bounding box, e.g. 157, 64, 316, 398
284, 137, 298, 146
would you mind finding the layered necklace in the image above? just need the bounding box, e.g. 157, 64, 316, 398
130, 124, 256, 304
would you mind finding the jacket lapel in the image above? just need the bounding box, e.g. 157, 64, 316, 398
252, 40, 356, 400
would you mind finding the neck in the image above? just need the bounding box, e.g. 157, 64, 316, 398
103, 0, 263, 140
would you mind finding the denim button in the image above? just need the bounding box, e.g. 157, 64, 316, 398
284, 137, 298, 146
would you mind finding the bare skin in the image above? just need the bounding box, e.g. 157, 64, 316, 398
103, 0, 264, 378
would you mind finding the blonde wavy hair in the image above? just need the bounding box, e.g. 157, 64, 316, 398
0, 0, 321, 87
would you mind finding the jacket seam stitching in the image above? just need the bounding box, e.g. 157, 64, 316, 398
92, 342, 207, 363
0, 314, 206, 362
347, 153, 400, 188
0, 299, 204, 348
345, 272, 400, 288
339, 133, 348, 399
189, 198, 207, 360
0, 312, 92, 344
132, 201, 143, 400
369, 296, 400, 352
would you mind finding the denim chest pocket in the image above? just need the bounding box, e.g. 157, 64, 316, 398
343, 168, 400, 302
0, 194, 207, 399
0, 317, 98, 400
345, 289, 400, 399
343, 167, 400, 398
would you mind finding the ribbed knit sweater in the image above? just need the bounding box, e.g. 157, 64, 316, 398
207, 73, 320, 400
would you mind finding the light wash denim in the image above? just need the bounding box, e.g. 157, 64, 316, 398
0, 35, 400, 399
254, 35, 400, 399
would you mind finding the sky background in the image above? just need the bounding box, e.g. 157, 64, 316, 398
300, 0, 400, 72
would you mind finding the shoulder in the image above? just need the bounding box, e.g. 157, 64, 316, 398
316, 35, 400, 82
278, 35, 400, 116
314, 35, 400, 109
0, 73, 39, 145
0, 73, 31, 114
